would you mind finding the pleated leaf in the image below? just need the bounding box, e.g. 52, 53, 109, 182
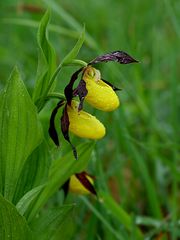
30, 204, 74, 240
13, 141, 51, 204
51, 210, 75, 240
0, 67, 43, 201
0, 194, 33, 240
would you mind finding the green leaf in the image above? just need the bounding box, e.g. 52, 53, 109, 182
27, 141, 95, 222
30, 204, 74, 240
16, 185, 45, 216
43, 0, 98, 50
40, 27, 86, 110
2, 18, 81, 40
135, 216, 162, 228
33, 22, 86, 112
0, 67, 43, 202
61, 25, 85, 65
33, 9, 56, 110
0, 194, 33, 240
51, 209, 75, 240
13, 141, 51, 204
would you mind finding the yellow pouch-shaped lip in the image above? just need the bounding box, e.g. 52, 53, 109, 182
67, 101, 105, 139
69, 174, 94, 195
83, 66, 120, 112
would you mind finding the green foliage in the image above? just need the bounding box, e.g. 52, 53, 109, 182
100, 191, 143, 239
0, 1, 180, 239
16, 185, 45, 216
13, 140, 51, 204
0, 9, 95, 238
61, 25, 85, 65
0, 67, 43, 202
33, 10, 56, 110
32, 9, 86, 111
43, 0, 98, 50
0, 194, 33, 240
27, 142, 95, 222
30, 204, 74, 240
0, 60, 94, 235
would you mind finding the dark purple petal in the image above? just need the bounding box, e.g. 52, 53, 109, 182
102, 79, 122, 91
61, 104, 78, 160
48, 100, 65, 146
76, 172, 97, 195
89, 51, 138, 65
64, 67, 84, 105
73, 79, 88, 111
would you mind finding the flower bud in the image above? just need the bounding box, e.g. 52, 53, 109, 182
83, 66, 120, 111
67, 101, 105, 139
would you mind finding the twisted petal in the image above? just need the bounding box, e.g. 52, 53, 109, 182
67, 100, 105, 139
48, 100, 65, 146
64, 67, 84, 105
83, 66, 120, 111
61, 104, 78, 159
89, 50, 138, 65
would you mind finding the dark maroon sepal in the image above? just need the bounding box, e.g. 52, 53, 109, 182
73, 79, 88, 111
61, 104, 78, 160
102, 79, 122, 91
76, 172, 97, 195
89, 51, 138, 65
64, 67, 84, 105
48, 100, 65, 146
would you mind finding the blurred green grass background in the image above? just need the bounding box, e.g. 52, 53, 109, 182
0, 0, 180, 239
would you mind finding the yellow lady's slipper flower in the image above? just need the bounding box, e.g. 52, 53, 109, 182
67, 100, 105, 139
49, 51, 138, 159
83, 66, 120, 112
69, 172, 96, 195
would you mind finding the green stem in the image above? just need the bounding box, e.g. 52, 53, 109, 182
45, 58, 87, 97
36, 59, 86, 112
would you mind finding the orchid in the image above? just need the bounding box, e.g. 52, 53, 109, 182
62, 171, 96, 196
49, 51, 138, 159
